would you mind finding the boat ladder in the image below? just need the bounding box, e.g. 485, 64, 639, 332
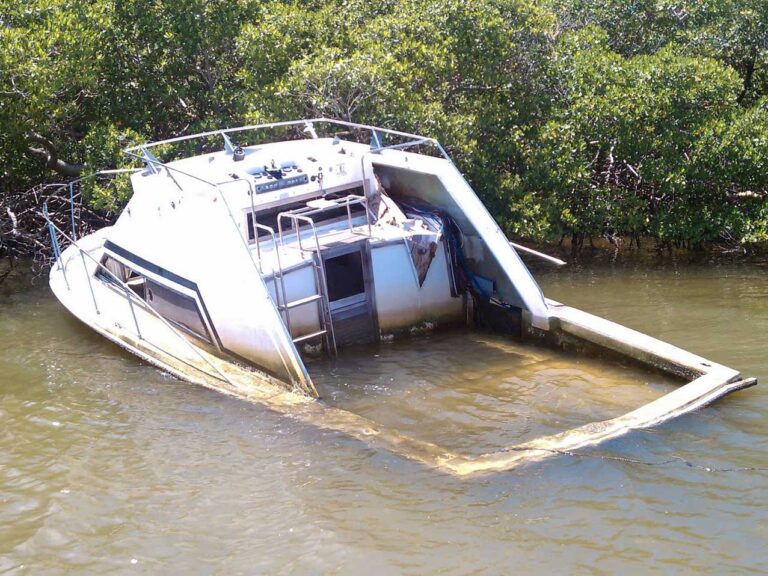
274, 195, 373, 357
283, 257, 337, 355
251, 221, 335, 357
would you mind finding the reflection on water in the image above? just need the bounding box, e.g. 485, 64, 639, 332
1, 257, 767, 573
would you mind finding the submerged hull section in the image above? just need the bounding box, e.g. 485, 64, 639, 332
44, 118, 755, 475
49, 232, 754, 476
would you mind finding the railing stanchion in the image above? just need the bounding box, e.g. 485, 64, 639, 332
43, 202, 69, 290
80, 249, 100, 315
68, 182, 77, 240
124, 285, 142, 340
253, 223, 289, 331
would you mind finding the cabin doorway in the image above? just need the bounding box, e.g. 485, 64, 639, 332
322, 243, 378, 348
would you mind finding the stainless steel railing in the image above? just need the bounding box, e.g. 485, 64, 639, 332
123, 118, 450, 162
275, 212, 337, 355
39, 169, 141, 241
43, 207, 238, 388
45, 119, 448, 369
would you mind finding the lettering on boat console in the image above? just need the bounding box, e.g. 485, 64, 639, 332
254, 174, 309, 194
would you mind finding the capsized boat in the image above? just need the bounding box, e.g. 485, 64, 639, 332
45, 119, 755, 476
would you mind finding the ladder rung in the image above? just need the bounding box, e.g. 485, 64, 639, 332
279, 294, 322, 310
292, 330, 327, 344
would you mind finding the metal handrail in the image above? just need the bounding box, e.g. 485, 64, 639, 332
123, 118, 449, 161
38, 168, 141, 198
276, 212, 337, 353
344, 196, 371, 236
252, 222, 291, 333
38, 169, 142, 242
125, 118, 431, 151
278, 212, 320, 252
120, 154, 314, 380
278, 195, 372, 240
43, 202, 69, 290
43, 210, 238, 388
369, 137, 433, 154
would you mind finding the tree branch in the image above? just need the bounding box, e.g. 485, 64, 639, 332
26, 132, 84, 177
726, 190, 765, 202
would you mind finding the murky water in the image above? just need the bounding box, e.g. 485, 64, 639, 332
1, 255, 767, 574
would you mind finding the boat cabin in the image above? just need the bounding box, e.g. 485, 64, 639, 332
98, 124, 548, 393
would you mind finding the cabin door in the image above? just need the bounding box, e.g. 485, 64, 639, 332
321, 243, 378, 348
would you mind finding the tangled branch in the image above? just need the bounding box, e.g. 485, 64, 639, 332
0, 182, 114, 280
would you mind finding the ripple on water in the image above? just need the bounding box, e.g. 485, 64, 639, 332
1, 264, 767, 573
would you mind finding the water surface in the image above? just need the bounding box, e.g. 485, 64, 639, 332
1, 255, 766, 574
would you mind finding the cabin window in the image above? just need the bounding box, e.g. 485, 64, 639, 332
96, 255, 130, 283
144, 280, 212, 343
324, 251, 365, 302
125, 273, 146, 299
96, 255, 147, 297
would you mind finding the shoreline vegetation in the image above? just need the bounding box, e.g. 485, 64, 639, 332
2, 0, 767, 273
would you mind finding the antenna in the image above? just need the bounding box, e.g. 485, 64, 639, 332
221, 131, 236, 154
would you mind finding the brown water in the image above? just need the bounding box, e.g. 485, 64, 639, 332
1, 256, 767, 574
